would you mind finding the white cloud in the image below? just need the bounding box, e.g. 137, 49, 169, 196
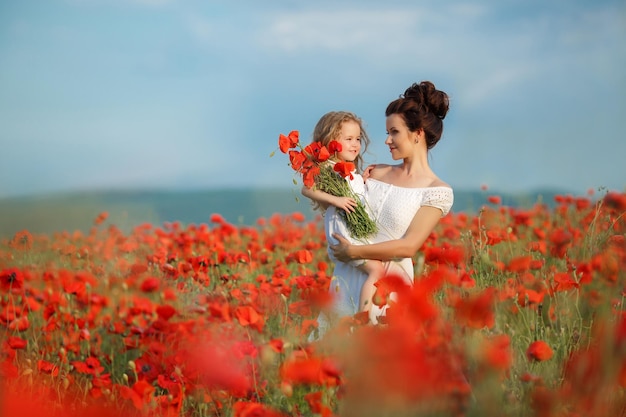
184, 13, 215, 44
259, 9, 419, 53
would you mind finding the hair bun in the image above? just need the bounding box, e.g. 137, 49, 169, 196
403, 81, 449, 120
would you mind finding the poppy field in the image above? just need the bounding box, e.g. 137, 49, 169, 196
1, 190, 625, 417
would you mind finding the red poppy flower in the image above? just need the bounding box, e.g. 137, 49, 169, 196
140, 277, 160, 293
453, 287, 496, 329
526, 340, 553, 361
423, 245, 465, 266
0, 268, 24, 291
604, 191, 626, 211
278, 130, 300, 153
289, 150, 306, 172
303, 142, 321, 159
553, 272, 579, 291
294, 249, 313, 264
506, 256, 532, 273
328, 140, 342, 153
94, 211, 109, 225
304, 142, 331, 163
483, 334, 512, 371
119, 380, 156, 410
9, 230, 33, 250
280, 356, 341, 386
156, 304, 177, 321
72, 357, 104, 375
234, 305, 264, 331
37, 360, 59, 376
8, 316, 30, 332
333, 161, 355, 179
232, 401, 288, 417
188, 341, 254, 396
302, 165, 320, 188
372, 274, 410, 307
6, 336, 27, 350
210, 213, 226, 223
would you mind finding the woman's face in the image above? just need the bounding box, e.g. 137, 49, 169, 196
385, 114, 416, 160
335, 120, 362, 162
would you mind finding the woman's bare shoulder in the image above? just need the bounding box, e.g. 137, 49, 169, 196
429, 178, 452, 189
368, 164, 394, 179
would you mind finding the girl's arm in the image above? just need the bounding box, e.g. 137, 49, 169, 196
301, 186, 358, 213
330, 205, 443, 261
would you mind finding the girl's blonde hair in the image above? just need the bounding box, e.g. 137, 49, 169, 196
312, 111, 370, 173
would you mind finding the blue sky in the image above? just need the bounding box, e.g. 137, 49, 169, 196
1, 0, 624, 198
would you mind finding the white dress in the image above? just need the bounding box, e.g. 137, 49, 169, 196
321, 179, 454, 325
324, 171, 371, 264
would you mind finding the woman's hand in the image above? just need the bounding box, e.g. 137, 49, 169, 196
332, 196, 358, 213
330, 233, 354, 262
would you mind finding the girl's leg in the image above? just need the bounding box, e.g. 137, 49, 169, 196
357, 260, 385, 312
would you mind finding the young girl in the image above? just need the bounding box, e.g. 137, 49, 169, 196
302, 111, 401, 316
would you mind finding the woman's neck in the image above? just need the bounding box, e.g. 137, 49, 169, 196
401, 151, 431, 176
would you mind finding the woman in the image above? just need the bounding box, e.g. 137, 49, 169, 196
324, 80, 454, 325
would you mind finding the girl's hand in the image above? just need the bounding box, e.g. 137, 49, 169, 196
333, 196, 358, 213
330, 233, 353, 262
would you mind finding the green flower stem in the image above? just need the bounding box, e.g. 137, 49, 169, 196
315, 164, 378, 240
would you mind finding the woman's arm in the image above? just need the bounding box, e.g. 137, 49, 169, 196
301, 186, 358, 213
330, 205, 443, 261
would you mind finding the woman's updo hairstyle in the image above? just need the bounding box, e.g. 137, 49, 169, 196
385, 81, 449, 149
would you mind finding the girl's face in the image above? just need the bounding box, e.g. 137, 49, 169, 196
334, 120, 362, 162
385, 114, 417, 160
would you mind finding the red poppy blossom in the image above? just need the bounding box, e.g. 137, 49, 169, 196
423, 245, 465, 266
333, 161, 355, 179
188, 341, 254, 396
304, 142, 330, 163
0, 268, 24, 291
483, 334, 512, 371
278, 130, 299, 153
526, 340, 553, 361
37, 360, 59, 376
210, 213, 226, 223
8, 316, 30, 332
140, 277, 160, 293
453, 287, 496, 329
232, 401, 288, 417
604, 191, 626, 211
506, 256, 533, 273
6, 336, 27, 350
280, 356, 341, 386
94, 211, 109, 225
234, 305, 264, 331
372, 274, 410, 307
156, 304, 177, 320
288, 150, 306, 172
72, 357, 104, 375
302, 165, 320, 188
328, 140, 342, 153
119, 380, 156, 410
294, 249, 313, 264
553, 272, 579, 291
9, 230, 33, 250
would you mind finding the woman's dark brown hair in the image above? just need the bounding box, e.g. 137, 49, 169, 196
385, 81, 449, 149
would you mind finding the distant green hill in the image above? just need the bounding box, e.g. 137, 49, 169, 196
0, 187, 573, 238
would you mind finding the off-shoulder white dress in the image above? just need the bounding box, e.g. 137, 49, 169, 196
320, 179, 454, 328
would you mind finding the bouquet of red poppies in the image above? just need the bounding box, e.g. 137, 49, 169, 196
275, 130, 378, 240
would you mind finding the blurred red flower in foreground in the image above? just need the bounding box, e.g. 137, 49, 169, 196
527, 340, 554, 362
0, 268, 24, 291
